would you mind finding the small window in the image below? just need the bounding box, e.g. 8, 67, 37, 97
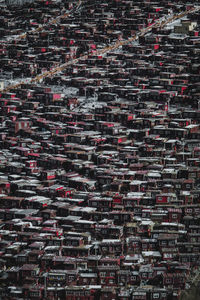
172, 214, 177, 219
169, 241, 175, 246
190, 173, 196, 178
182, 257, 188, 262
131, 276, 136, 281
68, 275, 74, 281
176, 184, 181, 189
66, 291, 72, 296
161, 241, 167, 246
142, 272, 147, 278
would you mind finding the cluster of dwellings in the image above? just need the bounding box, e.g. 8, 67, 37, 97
0, 0, 200, 299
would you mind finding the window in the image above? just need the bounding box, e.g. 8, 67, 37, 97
75, 291, 80, 296
190, 173, 196, 178
68, 276, 74, 282
18, 256, 26, 262
30, 292, 39, 297
176, 184, 181, 189
66, 291, 72, 296
164, 253, 172, 259
182, 257, 188, 262
131, 276, 136, 281
142, 273, 147, 278
161, 241, 167, 246
169, 240, 175, 246
78, 264, 86, 270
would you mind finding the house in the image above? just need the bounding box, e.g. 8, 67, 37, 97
158, 234, 178, 249
99, 239, 123, 256
174, 20, 197, 34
